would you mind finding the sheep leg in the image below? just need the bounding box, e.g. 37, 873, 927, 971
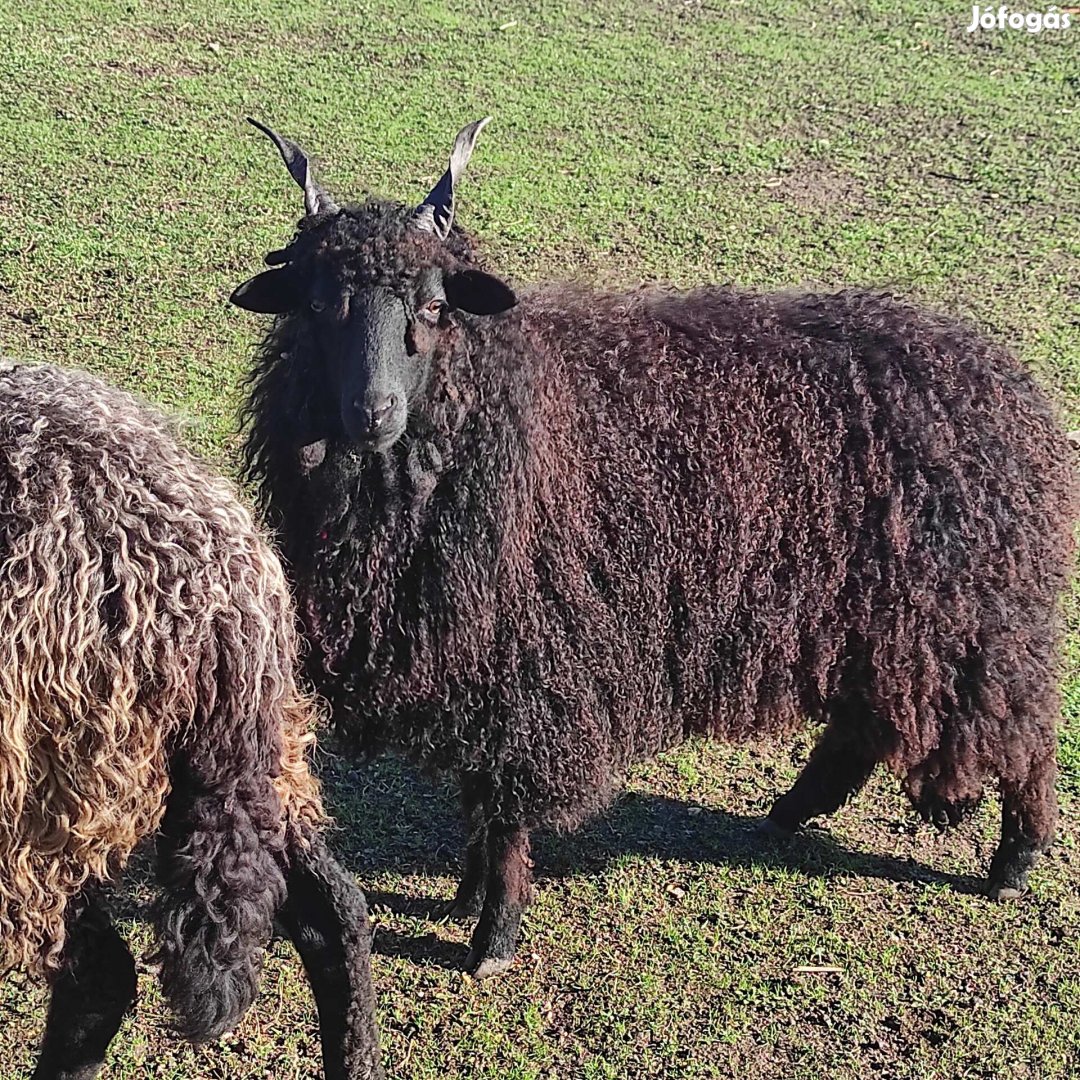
987, 756, 1056, 901
277, 836, 383, 1080
32, 897, 136, 1080
441, 775, 489, 921
766, 724, 878, 834
464, 822, 533, 980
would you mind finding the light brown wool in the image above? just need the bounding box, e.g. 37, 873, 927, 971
0, 361, 324, 977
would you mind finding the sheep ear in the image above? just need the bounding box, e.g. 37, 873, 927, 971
444, 268, 517, 316
229, 268, 302, 313
411, 117, 491, 240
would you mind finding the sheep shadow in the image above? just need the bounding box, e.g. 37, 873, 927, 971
98, 749, 988, 971
315, 751, 988, 969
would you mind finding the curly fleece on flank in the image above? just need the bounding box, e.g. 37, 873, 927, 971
0, 361, 323, 1038
241, 199, 1077, 971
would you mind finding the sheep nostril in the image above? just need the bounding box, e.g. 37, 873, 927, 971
359, 395, 397, 432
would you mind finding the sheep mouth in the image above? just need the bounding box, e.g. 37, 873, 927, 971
352, 421, 407, 455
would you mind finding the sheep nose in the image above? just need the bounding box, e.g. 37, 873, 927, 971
356, 394, 397, 432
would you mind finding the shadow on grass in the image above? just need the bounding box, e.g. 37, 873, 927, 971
100, 748, 986, 973
537, 791, 986, 898
315, 749, 988, 971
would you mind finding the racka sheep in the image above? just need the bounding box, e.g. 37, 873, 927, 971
0, 362, 382, 1079
231, 119, 1077, 979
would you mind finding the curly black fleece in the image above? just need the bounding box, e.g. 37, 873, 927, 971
243, 204, 1077, 848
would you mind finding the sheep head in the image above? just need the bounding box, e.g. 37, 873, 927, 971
230, 119, 516, 454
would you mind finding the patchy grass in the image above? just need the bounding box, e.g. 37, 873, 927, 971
0, 0, 1077, 1077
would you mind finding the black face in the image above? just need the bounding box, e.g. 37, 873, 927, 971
310, 267, 446, 452
231, 253, 516, 454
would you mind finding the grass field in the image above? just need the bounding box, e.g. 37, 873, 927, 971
1, 1, 1078, 1077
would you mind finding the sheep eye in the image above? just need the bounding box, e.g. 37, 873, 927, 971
310, 299, 327, 313
419, 298, 444, 323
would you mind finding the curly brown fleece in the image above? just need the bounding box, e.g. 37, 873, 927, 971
243, 207, 1077, 848
0, 361, 323, 996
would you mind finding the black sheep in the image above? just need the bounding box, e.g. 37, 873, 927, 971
231, 119, 1077, 978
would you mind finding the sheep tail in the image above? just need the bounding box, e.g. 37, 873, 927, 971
152, 758, 288, 1043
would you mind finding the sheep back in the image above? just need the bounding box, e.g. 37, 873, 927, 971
247, 280, 1077, 831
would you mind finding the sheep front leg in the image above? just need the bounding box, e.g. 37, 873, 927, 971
441, 774, 488, 921
766, 721, 878, 835
277, 837, 384, 1080
464, 822, 533, 980
32, 897, 136, 1080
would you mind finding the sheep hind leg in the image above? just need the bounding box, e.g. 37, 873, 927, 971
987, 751, 1057, 902
766, 721, 879, 835
32, 896, 136, 1080
277, 836, 383, 1080
464, 822, 533, 980
439, 775, 488, 922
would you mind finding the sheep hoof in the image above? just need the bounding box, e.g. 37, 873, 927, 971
986, 882, 1028, 902
756, 816, 796, 840
436, 898, 484, 923
465, 952, 514, 980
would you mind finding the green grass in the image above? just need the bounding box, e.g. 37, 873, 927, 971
1, 1, 1078, 1077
